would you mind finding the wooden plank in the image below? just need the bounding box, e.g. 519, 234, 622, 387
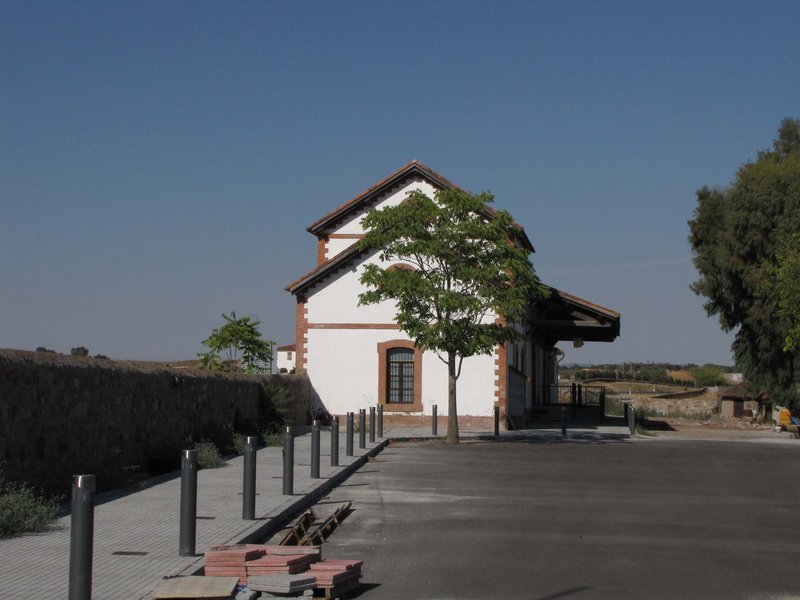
316, 577, 360, 599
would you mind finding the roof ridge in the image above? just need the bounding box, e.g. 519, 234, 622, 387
305, 161, 459, 235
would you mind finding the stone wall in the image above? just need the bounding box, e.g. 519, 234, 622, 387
0, 350, 310, 496
630, 395, 720, 418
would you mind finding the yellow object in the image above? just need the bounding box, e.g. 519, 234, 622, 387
779, 408, 791, 427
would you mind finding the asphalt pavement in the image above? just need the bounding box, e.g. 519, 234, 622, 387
320, 435, 800, 600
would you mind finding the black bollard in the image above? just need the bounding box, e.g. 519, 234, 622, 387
432, 404, 438, 436
494, 405, 500, 436
346, 412, 354, 457
359, 409, 366, 449
369, 407, 376, 443
311, 420, 320, 479
331, 415, 339, 467
561, 406, 567, 436
242, 435, 257, 520
68, 474, 95, 600
283, 426, 294, 495
179, 449, 197, 557
378, 405, 384, 438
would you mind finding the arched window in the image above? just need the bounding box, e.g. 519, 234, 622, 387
387, 348, 414, 404
377, 340, 422, 411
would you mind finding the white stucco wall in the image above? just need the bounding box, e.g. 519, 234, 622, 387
306, 252, 400, 324
322, 178, 438, 261
302, 174, 501, 417
305, 327, 497, 417
276, 350, 295, 372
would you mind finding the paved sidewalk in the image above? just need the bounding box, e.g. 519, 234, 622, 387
0, 430, 386, 600
0, 421, 628, 600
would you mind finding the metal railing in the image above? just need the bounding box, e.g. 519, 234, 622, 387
540, 384, 605, 407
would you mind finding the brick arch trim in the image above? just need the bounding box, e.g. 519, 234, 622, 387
377, 339, 422, 412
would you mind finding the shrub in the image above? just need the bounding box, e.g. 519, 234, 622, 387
231, 433, 248, 456
195, 440, 224, 469
260, 381, 295, 432
262, 431, 284, 447
0, 472, 58, 539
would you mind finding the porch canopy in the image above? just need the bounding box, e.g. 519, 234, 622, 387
528, 287, 620, 345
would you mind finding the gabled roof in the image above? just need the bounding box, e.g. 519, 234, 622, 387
306, 160, 459, 235
288, 161, 538, 296
305, 160, 534, 251
529, 287, 621, 343
285, 243, 365, 295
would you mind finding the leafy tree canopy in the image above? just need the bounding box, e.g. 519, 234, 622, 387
776, 233, 800, 353
70, 346, 89, 357
689, 118, 800, 406
358, 188, 548, 442
688, 365, 728, 388
199, 312, 273, 374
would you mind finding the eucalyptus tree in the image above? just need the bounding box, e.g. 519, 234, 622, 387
690, 118, 800, 405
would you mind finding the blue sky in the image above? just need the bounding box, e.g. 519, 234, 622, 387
2, 1, 798, 365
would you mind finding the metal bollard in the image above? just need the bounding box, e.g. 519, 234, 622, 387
242, 435, 257, 520
494, 405, 500, 436
283, 426, 294, 495
378, 405, 384, 438
432, 404, 438, 436
179, 450, 197, 557
628, 405, 636, 435
359, 409, 366, 449
346, 412, 354, 456
331, 415, 339, 467
311, 420, 320, 478
68, 474, 95, 600
561, 406, 567, 436
369, 407, 376, 443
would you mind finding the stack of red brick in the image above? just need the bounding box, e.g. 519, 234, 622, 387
203, 544, 362, 593
307, 559, 363, 587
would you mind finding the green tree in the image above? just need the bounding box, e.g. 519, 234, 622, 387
70, 346, 89, 356
358, 188, 548, 443
776, 234, 800, 352
689, 365, 727, 388
689, 118, 800, 406
199, 312, 273, 373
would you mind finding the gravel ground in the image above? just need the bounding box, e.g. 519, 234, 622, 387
638, 416, 795, 443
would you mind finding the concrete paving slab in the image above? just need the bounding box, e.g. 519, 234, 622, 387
0, 430, 385, 600
0, 419, 627, 599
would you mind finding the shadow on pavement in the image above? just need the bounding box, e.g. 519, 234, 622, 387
640, 418, 677, 431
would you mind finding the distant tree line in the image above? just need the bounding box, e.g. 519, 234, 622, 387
563, 362, 730, 387
34, 346, 108, 360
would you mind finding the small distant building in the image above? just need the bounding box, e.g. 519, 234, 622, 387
719, 384, 762, 419
276, 344, 296, 373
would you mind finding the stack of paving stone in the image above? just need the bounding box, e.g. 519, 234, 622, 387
246, 553, 318, 576
246, 573, 317, 597
306, 559, 363, 587
204, 545, 266, 586
203, 544, 361, 596
257, 545, 322, 559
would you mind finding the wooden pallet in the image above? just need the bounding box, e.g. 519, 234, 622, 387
315, 576, 360, 599
278, 508, 317, 545
299, 502, 352, 545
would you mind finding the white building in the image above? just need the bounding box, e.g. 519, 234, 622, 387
286, 161, 620, 428
276, 344, 296, 373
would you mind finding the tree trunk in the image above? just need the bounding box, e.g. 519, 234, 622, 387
446, 352, 459, 444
